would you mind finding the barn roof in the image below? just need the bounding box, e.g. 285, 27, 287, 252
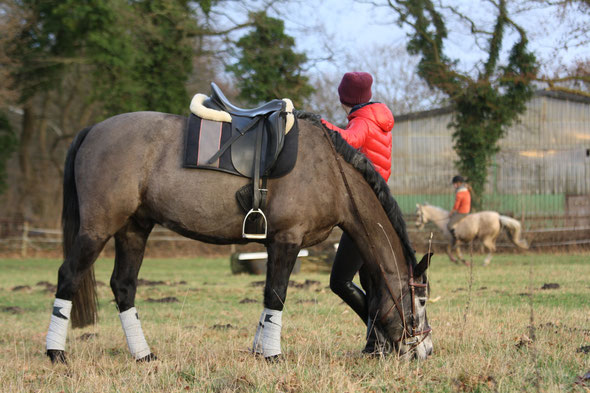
395, 89, 590, 122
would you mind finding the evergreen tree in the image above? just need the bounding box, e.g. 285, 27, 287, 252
4, 0, 207, 216
227, 11, 314, 108
130, 0, 195, 114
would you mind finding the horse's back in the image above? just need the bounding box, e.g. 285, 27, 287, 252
73, 112, 188, 232
76, 112, 184, 192
468, 211, 501, 237
80, 111, 185, 159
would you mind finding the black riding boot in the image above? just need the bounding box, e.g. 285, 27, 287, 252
329, 280, 368, 323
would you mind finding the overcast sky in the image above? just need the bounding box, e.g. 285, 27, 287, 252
263, 0, 589, 77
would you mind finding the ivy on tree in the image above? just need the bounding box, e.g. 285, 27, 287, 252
388, 0, 537, 207
227, 11, 314, 108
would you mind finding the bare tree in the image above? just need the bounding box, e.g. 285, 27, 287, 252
307, 44, 447, 125
528, 0, 590, 96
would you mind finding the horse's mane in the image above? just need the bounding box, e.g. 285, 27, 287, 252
422, 203, 449, 215
295, 110, 417, 267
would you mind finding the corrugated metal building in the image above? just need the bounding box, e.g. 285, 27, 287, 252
390, 90, 590, 218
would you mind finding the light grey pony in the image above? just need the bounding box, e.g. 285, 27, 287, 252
415, 203, 529, 265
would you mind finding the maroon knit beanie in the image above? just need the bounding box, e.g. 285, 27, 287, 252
338, 72, 373, 106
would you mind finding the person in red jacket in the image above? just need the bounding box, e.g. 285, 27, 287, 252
321, 72, 394, 354
448, 175, 472, 239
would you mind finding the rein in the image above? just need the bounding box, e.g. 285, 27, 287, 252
319, 125, 431, 348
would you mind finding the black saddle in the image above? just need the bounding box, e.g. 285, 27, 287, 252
208, 83, 284, 117
204, 83, 287, 178
201, 83, 293, 239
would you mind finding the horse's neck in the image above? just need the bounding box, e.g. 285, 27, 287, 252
339, 169, 410, 280
424, 206, 450, 231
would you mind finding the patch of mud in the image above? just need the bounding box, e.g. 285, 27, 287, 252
239, 298, 257, 304
577, 346, 590, 354
146, 297, 179, 303
138, 279, 166, 286
289, 280, 321, 289
2, 306, 24, 314
211, 323, 234, 330
538, 321, 590, 336
11, 285, 31, 292
295, 299, 318, 304
541, 283, 560, 290
35, 281, 57, 293
518, 293, 531, 297
250, 280, 322, 290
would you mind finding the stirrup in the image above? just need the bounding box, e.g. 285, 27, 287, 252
242, 209, 267, 239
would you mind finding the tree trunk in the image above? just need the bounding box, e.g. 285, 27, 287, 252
18, 102, 36, 219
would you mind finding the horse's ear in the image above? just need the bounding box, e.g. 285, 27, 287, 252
416, 203, 420, 208
414, 253, 433, 278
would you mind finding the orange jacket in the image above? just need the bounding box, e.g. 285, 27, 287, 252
321, 103, 393, 181
452, 187, 471, 214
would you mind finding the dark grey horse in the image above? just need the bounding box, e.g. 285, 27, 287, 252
45, 110, 433, 363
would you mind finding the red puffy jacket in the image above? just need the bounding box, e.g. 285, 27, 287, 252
321, 103, 394, 181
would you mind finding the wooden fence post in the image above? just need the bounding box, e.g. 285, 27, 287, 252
21, 221, 29, 258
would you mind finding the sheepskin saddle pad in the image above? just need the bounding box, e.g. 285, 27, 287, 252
183, 83, 298, 179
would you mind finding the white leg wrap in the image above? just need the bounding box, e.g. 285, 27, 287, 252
252, 311, 265, 354
119, 307, 151, 360
261, 308, 282, 357
46, 298, 72, 351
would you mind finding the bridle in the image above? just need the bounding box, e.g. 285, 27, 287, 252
319, 125, 432, 350
377, 261, 432, 348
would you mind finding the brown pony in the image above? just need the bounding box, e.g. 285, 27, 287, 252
45, 110, 433, 363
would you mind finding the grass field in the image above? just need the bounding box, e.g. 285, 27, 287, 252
0, 253, 589, 392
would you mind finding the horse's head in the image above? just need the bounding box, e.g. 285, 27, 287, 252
415, 203, 427, 230
363, 253, 433, 359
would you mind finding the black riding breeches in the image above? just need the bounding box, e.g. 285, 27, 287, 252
330, 232, 368, 324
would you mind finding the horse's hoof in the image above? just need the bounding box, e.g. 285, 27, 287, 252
264, 354, 283, 363
136, 353, 158, 362
47, 349, 67, 364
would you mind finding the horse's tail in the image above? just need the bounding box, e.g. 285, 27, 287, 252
499, 215, 529, 250
63, 126, 98, 328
